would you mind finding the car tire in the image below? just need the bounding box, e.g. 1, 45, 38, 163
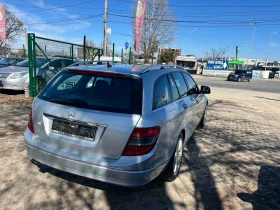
248, 79, 251, 82
198, 105, 207, 128
160, 133, 184, 182
36, 77, 46, 94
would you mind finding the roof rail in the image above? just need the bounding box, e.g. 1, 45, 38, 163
141, 64, 184, 74
69, 60, 113, 67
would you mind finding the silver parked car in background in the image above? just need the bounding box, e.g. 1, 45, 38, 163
24, 64, 210, 187
0, 57, 76, 93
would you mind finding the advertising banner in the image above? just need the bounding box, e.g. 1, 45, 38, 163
0, 3, 6, 43
206, 60, 229, 70
134, 0, 146, 52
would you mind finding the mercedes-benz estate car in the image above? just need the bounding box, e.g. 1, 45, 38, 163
24, 64, 211, 187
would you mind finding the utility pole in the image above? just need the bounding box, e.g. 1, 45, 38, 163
103, 0, 108, 56
265, 32, 276, 71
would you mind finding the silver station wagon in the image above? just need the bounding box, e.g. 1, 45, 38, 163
24, 64, 210, 187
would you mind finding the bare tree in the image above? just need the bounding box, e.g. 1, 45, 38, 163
0, 7, 24, 47
132, 0, 176, 63
85, 40, 96, 60
210, 47, 229, 59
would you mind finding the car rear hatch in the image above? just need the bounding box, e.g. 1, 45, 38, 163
32, 68, 143, 160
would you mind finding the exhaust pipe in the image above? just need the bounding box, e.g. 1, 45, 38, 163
30, 159, 41, 166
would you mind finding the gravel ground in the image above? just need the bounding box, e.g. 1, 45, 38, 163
0, 90, 33, 104
0, 86, 279, 210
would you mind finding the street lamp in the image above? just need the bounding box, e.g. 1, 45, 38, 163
247, 23, 257, 66
189, 29, 197, 54
181, 37, 188, 55
265, 32, 276, 71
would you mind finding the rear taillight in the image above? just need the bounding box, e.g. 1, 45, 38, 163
122, 127, 160, 156
27, 108, 34, 133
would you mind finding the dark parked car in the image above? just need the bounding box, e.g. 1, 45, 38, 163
0, 57, 25, 68
227, 69, 252, 82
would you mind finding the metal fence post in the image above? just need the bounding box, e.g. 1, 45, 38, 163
121, 48, 123, 63
83, 35, 86, 62
71, 44, 74, 61
23, 44, 26, 57
112, 43, 115, 65
128, 47, 131, 65
28, 33, 36, 96
45, 45, 47, 53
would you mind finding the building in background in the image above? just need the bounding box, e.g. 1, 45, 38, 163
158, 48, 181, 58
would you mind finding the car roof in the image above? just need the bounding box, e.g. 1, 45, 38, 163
65, 64, 186, 77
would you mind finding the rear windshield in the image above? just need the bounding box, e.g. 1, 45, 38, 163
37, 70, 143, 115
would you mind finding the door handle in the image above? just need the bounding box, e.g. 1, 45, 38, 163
182, 103, 188, 109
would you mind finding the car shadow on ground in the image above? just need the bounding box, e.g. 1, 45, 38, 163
0, 89, 24, 95
185, 135, 223, 210
237, 165, 280, 210
33, 163, 186, 210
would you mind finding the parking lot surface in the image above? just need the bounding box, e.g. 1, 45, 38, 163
0, 76, 280, 210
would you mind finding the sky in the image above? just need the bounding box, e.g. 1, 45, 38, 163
4, 0, 280, 61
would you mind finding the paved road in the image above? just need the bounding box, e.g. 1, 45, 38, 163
193, 75, 280, 94
0, 81, 280, 210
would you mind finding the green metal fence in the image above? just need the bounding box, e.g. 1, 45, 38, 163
27, 33, 103, 97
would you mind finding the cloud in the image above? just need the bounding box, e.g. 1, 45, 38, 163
5, 3, 91, 34
5, 3, 93, 49
270, 42, 279, 47
30, 0, 66, 12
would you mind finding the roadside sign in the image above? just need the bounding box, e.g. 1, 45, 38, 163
206, 60, 229, 70
125, 41, 129, 49
123, 58, 126, 62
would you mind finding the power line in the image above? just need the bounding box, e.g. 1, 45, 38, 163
108, 13, 280, 25
115, 0, 280, 8
4, 0, 99, 13
24, 14, 103, 25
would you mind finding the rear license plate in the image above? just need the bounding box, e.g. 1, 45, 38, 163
52, 119, 97, 140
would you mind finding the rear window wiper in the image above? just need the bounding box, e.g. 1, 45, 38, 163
49, 99, 88, 107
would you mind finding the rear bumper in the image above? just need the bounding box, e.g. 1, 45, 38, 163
24, 135, 167, 187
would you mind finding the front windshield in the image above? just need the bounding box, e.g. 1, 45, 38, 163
233, 70, 243, 74
15, 58, 47, 68
0, 58, 10, 65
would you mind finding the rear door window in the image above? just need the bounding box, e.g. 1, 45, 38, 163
38, 71, 143, 114
153, 75, 171, 109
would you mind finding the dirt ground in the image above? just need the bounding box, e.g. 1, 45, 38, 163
0, 83, 280, 210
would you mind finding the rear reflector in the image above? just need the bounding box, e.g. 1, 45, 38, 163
27, 108, 34, 133
122, 127, 160, 156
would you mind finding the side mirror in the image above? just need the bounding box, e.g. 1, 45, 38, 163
200, 85, 211, 94
48, 66, 55, 70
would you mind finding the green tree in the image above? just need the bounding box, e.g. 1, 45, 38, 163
158, 49, 174, 64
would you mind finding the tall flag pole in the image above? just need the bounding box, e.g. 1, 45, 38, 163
134, 0, 146, 52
